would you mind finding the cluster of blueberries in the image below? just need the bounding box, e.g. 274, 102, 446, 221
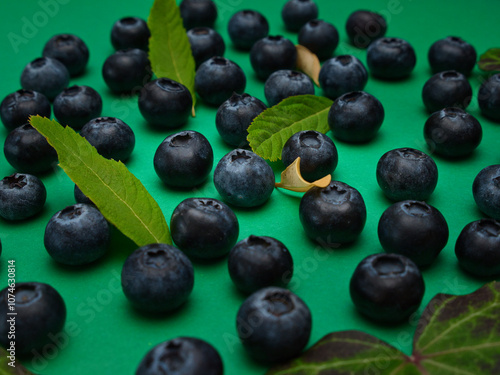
1, 0, 500, 373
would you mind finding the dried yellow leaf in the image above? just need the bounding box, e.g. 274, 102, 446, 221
275, 157, 331, 192
296, 45, 321, 87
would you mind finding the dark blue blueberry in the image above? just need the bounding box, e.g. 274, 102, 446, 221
154, 130, 213, 188
0, 173, 46, 221
349, 253, 425, 323
53, 85, 103, 130
281, 130, 338, 182
0, 282, 66, 354
20, 57, 69, 101
102, 48, 152, 94
42, 33, 89, 77
328, 91, 385, 143
170, 198, 239, 259
213, 149, 275, 208
136, 337, 223, 375
74, 184, 93, 205
376, 148, 438, 201
473, 164, 500, 220
236, 287, 312, 363
0, 89, 51, 131
215, 92, 267, 148
264, 70, 315, 107
179, 0, 217, 30
121, 243, 194, 313
345, 10, 387, 48
111, 17, 150, 51
228, 235, 293, 294
299, 181, 366, 246
195, 56, 246, 106
250, 36, 297, 81
428, 36, 477, 76
422, 70, 472, 113
281, 0, 319, 32
227, 10, 269, 50
298, 19, 339, 60
367, 37, 417, 80
44, 203, 110, 265
187, 27, 225, 69
318, 55, 368, 100
478, 73, 500, 122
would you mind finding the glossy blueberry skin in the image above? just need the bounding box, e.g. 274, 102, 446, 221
42, 33, 89, 76
328, 91, 385, 143
236, 287, 312, 363
281, 130, 338, 182
44, 203, 110, 265
345, 10, 387, 48
53, 85, 103, 130
0, 282, 66, 354
250, 36, 297, 81
154, 130, 213, 188
424, 107, 482, 157
281, 0, 318, 32
213, 149, 275, 208
0, 89, 51, 131
215, 92, 267, 148
422, 70, 472, 113
80, 117, 135, 161
180, 0, 217, 30
187, 27, 225, 69
367, 37, 417, 79
136, 337, 223, 375
318, 55, 368, 100
298, 19, 339, 60
228, 235, 293, 294
455, 219, 500, 277
102, 48, 151, 94
376, 148, 438, 201
349, 253, 425, 323
170, 198, 239, 259
228, 10, 269, 50
111, 17, 150, 51
472, 165, 500, 220
264, 70, 315, 107
0, 173, 46, 221
428, 36, 477, 76
138, 78, 193, 129
4, 123, 58, 174
478, 73, 500, 122
121, 243, 194, 313
20, 57, 69, 101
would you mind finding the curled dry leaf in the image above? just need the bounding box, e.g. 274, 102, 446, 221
296, 45, 321, 86
275, 157, 331, 192
477, 48, 500, 72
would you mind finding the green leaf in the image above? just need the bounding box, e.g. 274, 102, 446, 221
148, 0, 196, 114
247, 95, 333, 161
478, 48, 500, 72
0, 348, 35, 374
30, 116, 171, 247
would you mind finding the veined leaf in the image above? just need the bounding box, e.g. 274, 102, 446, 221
478, 48, 500, 72
296, 45, 321, 86
248, 95, 333, 161
30, 116, 171, 247
275, 157, 331, 192
0, 348, 34, 374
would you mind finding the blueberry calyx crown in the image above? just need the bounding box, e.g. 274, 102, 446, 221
397, 148, 426, 160
264, 291, 294, 316
156, 78, 184, 92
321, 183, 350, 204
401, 201, 431, 217
231, 150, 251, 162
58, 205, 83, 220
31, 57, 48, 68
119, 17, 140, 26
191, 27, 210, 36
142, 248, 171, 269
198, 198, 222, 210
94, 117, 117, 124
341, 91, 363, 103
299, 131, 321, 149
493, 176, 500, 188
3, 174, 27, 189
440, 107, 466, 119
63, 85, 83, 96
440, 71, 461, 80
372, 255, 406, 276
54, 34, 74, 46
336, 55, 353, 66
170, 132, 192, 147
381, 37, 402, 47
228, 92, 251, 106
16, 89, 36, 99
246, 235, 271, 248
476, 219, 500, 237
211, 56, 229, 66
267, 35, 284, 43
13, 283, 41, 305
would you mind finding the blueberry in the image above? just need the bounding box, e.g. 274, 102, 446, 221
281, 0, 319, 32
20, 57, 69, 101
44, 203, 110, 265
179, 0, 217, 30
215, 92, 267, 148
318, 55, 368, 100
424, 107, 482, 157
4, 123, 58, 174
264, 70, 315, 107
227, 10, 269, 50
376, 148, 438, 201
249, 36, 297, 81
478, 73, 500, 122
121, 243, 194, 313
236, 287, 312, 363
74, 184, 93, 205
328, 91, 385, 143
349, 253, 425, 323
422, 70, 472, 113
228, 235, 293, 294
53, 85, 103, 130
281, 130, 338, 182
154, 130, 213, 188
298, 19, 339, 60
345, 10, 387, 48
428, 36, 477, 76
0, 89, 51, 131
136, 337, 223, 375
0, 282, 66, 354
472, 164, 500, 220
102, 48, 152, 94
299, 181, 366, 246
367, 37, 417, 79
170, 198, 239, 259
111, 17, 150, 51
42, 33, 89, 77
195, 56, 246, 106
138, 78, 193, 129
213, 149, 275, 208
0, 173, 46, 221
187, 27, 225, 69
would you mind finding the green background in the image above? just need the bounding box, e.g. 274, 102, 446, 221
0, 0, 499, 373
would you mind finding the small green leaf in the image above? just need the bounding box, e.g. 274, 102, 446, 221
478, 48, 500, 72
30, 116, 171, 247
248, 95, 333, 161
0, 348, 35, 374
148, 0, 196, 114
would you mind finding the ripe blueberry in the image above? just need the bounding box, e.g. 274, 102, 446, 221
102, 48, 152, 94
0, 89, 51, 131
472, 164, 500, 220
264, 70, 314, 107
422, 70, 472, 113
298, 19, 339, 60
281, 0, 319, 32
250, 36, 297, 81
111, 17, 150, 51
318, 55, 368, 99
179, 0, 218, 30
428, 36, 477, 76
478, 73, 500, 122
345, 10, 387, 48
20, 57, 69, 101
0, 173, 46, 221
74, 184, 93, 205
53, 85, 103, 130
228, 10, 269, 50
367, 37, 417, 79
42, 33, 89, 77
187, 27, 225, 68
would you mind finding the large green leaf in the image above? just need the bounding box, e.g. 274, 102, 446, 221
247, 95, 333, 161
477, 48, 500, 72
30, 116, 171, 247
0, 348, 34, 374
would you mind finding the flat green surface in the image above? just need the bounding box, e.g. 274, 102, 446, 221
0, 0, 499, 374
